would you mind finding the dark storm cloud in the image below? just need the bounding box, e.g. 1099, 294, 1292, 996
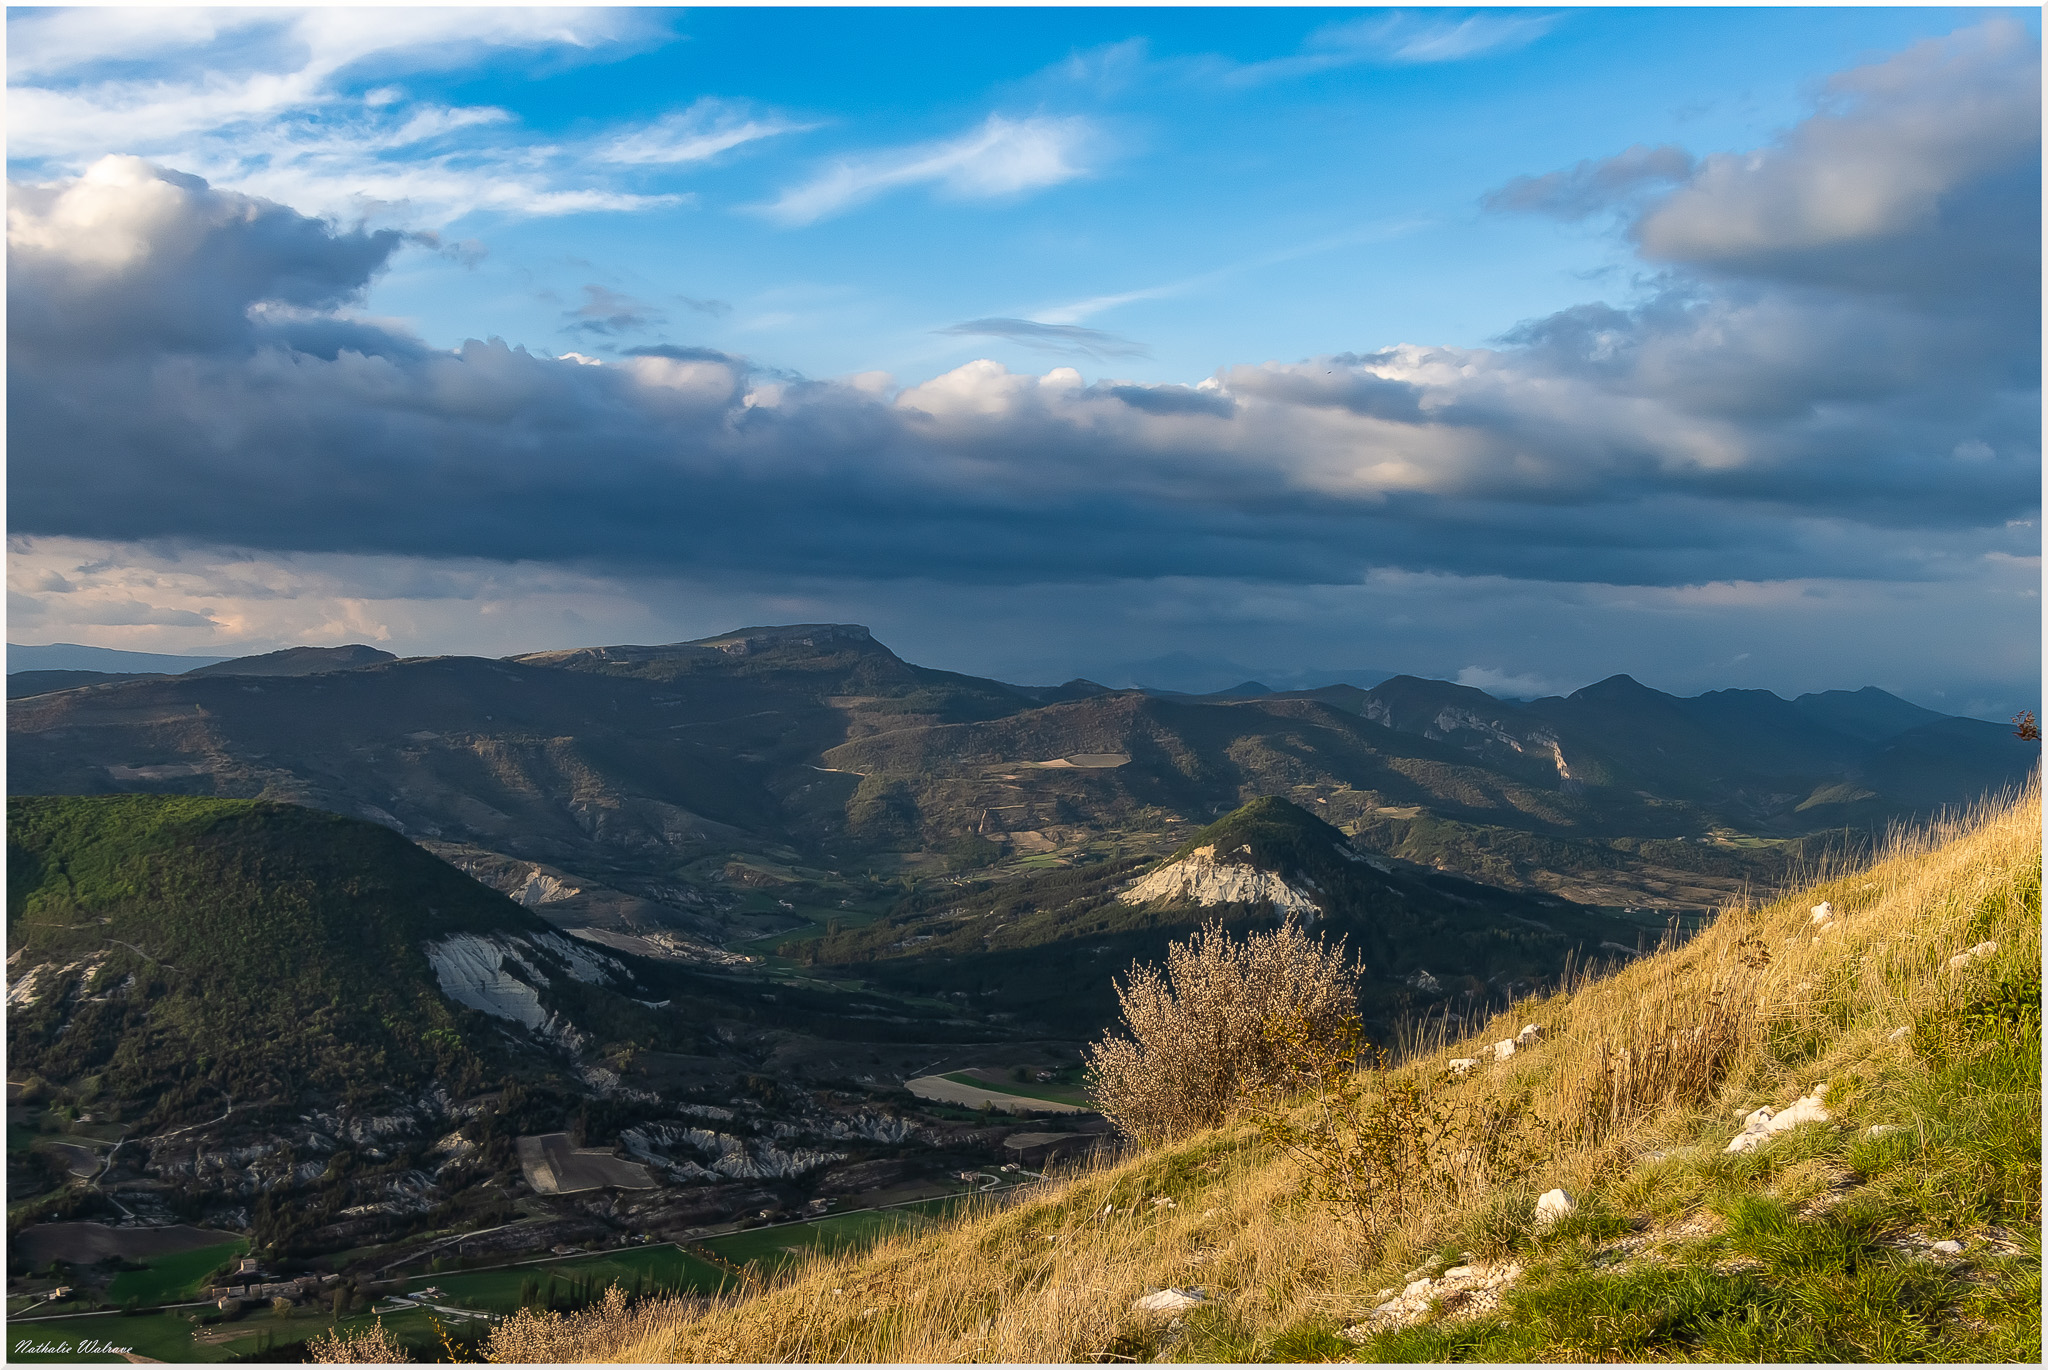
7, 23, 2038, 592
936, 317, 1150, 359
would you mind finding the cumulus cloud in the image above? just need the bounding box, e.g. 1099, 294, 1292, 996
1633, 20, 2040, 299
6, 26, 2038, 611
937, 318, 1149, 359
759, 114, 1097, 226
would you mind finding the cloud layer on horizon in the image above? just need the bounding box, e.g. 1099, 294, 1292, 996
5, 23, 2039, 697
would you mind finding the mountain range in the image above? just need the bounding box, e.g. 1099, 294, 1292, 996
9, 625, 2032, 929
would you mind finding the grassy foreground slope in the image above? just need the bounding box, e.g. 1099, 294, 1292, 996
515, 780, 2038, 1363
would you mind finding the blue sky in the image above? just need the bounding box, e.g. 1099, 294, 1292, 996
6, 7, 2041, 716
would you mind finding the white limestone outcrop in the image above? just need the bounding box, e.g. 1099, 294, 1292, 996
1119, 845, 1319, 918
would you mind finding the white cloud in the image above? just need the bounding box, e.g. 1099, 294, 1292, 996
4, 8, 699, 226
759, 114, 1096, 226
1321, 11, 1563, 65
598, 98, 813, 166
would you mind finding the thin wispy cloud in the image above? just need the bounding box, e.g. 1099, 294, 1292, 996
597, 98, 815, 166
758, 114, 1097, 226
3, 8, 709, 226
563, 285, 665, 337
937, 318, 1149, 359
1035, 221, 1431, 326
1326, 11, 1563, 65
1056, 11, 1562, 94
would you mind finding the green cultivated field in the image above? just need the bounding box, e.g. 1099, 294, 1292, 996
699, 1191, 1032, 1275
107, 1239, 247, 1306
402, 1244, 731, 1311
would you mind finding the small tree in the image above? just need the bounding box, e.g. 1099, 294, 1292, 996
1085, 918, 1360, 1143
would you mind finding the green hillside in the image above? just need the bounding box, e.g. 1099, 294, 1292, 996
799, 797, 1647, 1039
6, 795, 569, 1124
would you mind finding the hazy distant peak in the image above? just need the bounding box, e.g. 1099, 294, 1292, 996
682, 623, 881, 656
185, 644, 397, 677
6, 641, 232, 674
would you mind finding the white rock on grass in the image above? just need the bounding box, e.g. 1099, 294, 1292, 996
1947, 940, 1998, 969
1809, 901, 1834, 924
1930, 1239, 1964, 1255
1516, 1023, 1544, 1047
1534, 1189, 1575, 1228
1725, 1084, 1830, 1154
1866, 1124, 1907, 1139
1887, 1026, 1911, 1042
1130, 1288, 1208, 1315
1447, 1057, 1480, 1076
1492, 1039, 1517, 1062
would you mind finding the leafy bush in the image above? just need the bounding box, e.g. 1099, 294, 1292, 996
1085, 919, 1358, 1143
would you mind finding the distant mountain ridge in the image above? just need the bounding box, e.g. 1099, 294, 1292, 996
7, 642, 232, 673
8, 624, 2034, 929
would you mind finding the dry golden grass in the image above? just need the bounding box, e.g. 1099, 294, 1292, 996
479, 780, 2041, 1364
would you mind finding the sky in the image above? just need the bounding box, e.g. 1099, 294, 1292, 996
5, 6, 2041, 716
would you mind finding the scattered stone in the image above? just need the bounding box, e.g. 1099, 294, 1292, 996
1931, 1239, 1964, 1256
1151, 1197, 1177, 1208
1866, 1124, 1906, 1139
1725, 1084, 1830, 1154
1447, 1057, 1479, 1076
1348, 1259, 1524, 1335
1809, 902, 1834, 924
1492, 1039, 1517, 1062
1534, 1189, 1576, 1228
1131, 1287, 1208, 1315
1947, 940, 1999, 969
1516, 1023, 1544, 1047
1887, 1026, 1911, 1042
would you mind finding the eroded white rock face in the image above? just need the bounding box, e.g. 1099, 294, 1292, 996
1119, 845, 1319, 918
531, 931, 620, 985
1725, 1084, 1830, 1154
426, 934, 550, 1029
514, 869, 581, 906
1492, 1039, 1517, 1062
